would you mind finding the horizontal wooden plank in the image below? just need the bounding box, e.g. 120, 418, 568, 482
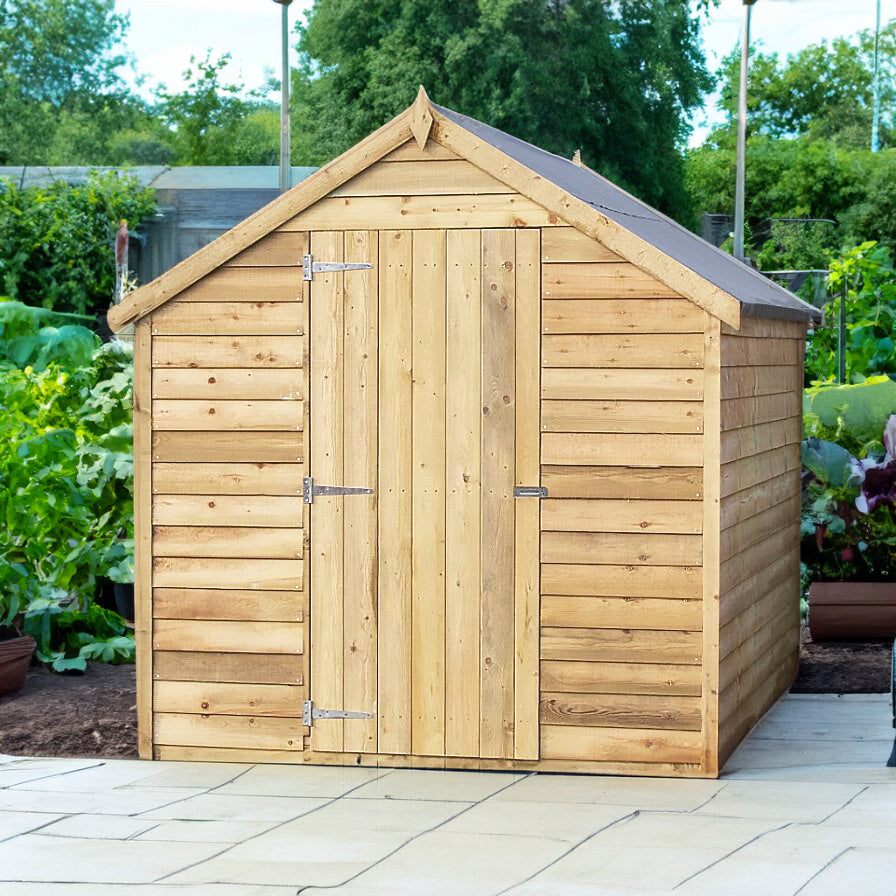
225, 232, 305, 267
720, 471, 798, 530
719, 552, 795, 633
541, 594, 702, 630
720, 364, 802, 400
153, 495, 303, 527
541, 724, 702, 763
719, 495, 797, 561
542, 499, 702, 535
153, 463, 303, 496
542, 432, 703, 467
541, 465, 703, 501
332, 159, 511, 196
282, 194, 559, 230
721, 392, 801, 431
721, 418, 800, 465
152, 336, 303, 369
153, 400, 303, 432
152, 431, 302, 463
153, 527, 303, 560
152, 368, 303, 401
541, 627, 702, 664
541, 531, 702, 566
178, 266, 301, 303
150, 302, 303, 336
542, 368, 703, 401
154, 587, 302, 621
379, 140, 462, 162
543, 334, 703, 369
542, 565, 701, 600
153, 650, 303, 684
154, 681, 303, 717
153, 619, 303, 654
720, 528, 792, 595
540, 693, 702, 731
720, 576, 797, 660
721, 445, 800, 499
540, 660, 702, 697
722, 336, 805, 368
153, 557, 303, 591
721, 317, 808, 339
154, 712, 303, 750
541, 400, 703, 434
541, 228, 623, 263
542, 299, 703, 335
542, 263, 680, 299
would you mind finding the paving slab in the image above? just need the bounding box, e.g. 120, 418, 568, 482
347, 768, 527, 802
798, 846, 896, 896
211, 762, 386, 799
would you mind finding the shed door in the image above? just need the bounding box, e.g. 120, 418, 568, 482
309, 228, 540, 760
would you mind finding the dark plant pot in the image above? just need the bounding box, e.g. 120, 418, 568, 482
808, 582, 896, 641
95, 576, 118, 612
0, 635, 36, 696
114, 582, 135, 622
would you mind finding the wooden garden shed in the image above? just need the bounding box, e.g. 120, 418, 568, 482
108, 89, 822, 778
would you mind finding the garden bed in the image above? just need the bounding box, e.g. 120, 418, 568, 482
0, 629, 891, 760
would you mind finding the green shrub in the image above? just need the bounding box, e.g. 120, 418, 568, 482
0, 312, 135, 670
0, 169, 154, 318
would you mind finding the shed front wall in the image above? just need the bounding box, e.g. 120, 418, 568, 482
138, 138, 797, 775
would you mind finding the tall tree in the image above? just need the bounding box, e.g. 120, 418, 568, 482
0, 0, 146, 164
291, 0, 714, 219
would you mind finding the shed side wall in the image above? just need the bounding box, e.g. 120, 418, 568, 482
539, 226, 706, 773
717, 316, 806, 767
148, 230, 309, 760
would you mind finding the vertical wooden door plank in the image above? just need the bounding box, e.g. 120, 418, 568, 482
411, 230, 447, 756
343, 230, 379, 753
513, 228, 541, 760
445, 229, 482, 758
310, 231, 345, 753
134, 319, 153, 759
480, 229, 517, 759
378, 229, 413, 754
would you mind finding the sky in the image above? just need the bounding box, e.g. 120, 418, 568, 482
115, 0, 890, 146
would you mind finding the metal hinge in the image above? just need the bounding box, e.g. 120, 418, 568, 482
514, 485, 548, 498
303, 477, 374, 504
302, 254, 373, 281
303, 700, 373, 727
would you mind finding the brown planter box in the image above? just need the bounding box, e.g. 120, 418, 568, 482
0, 635, 36, 696
809, 582, 896, 641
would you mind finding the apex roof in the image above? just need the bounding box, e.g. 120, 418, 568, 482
108, 88, 820, 330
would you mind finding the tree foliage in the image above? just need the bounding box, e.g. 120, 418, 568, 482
686, 27, 896, 267
291, 0, 714, 219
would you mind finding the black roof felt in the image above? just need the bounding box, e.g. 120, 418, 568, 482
434, 103, 821, 324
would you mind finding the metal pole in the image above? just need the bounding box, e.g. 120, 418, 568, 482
275, 0, 292, 193
734, 1, 756, 261
838, 288, 847, 384
872, 0, 881, 152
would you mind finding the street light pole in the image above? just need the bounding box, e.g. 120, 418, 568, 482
734, 0, 758, 262
273, 0, 293, 193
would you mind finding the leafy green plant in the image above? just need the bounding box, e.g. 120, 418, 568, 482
803, 376, 896, 457
0, 313, 135, 671
0, 170, 155, 317
806, 242, 896, 385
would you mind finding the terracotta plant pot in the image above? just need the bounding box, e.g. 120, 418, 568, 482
0, 635, 36, 696
809, 582, 896, 641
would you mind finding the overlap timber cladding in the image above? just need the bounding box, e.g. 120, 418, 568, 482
539, 227, 707, 773
147, 230, 308, 761
716, 316, 805, 767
